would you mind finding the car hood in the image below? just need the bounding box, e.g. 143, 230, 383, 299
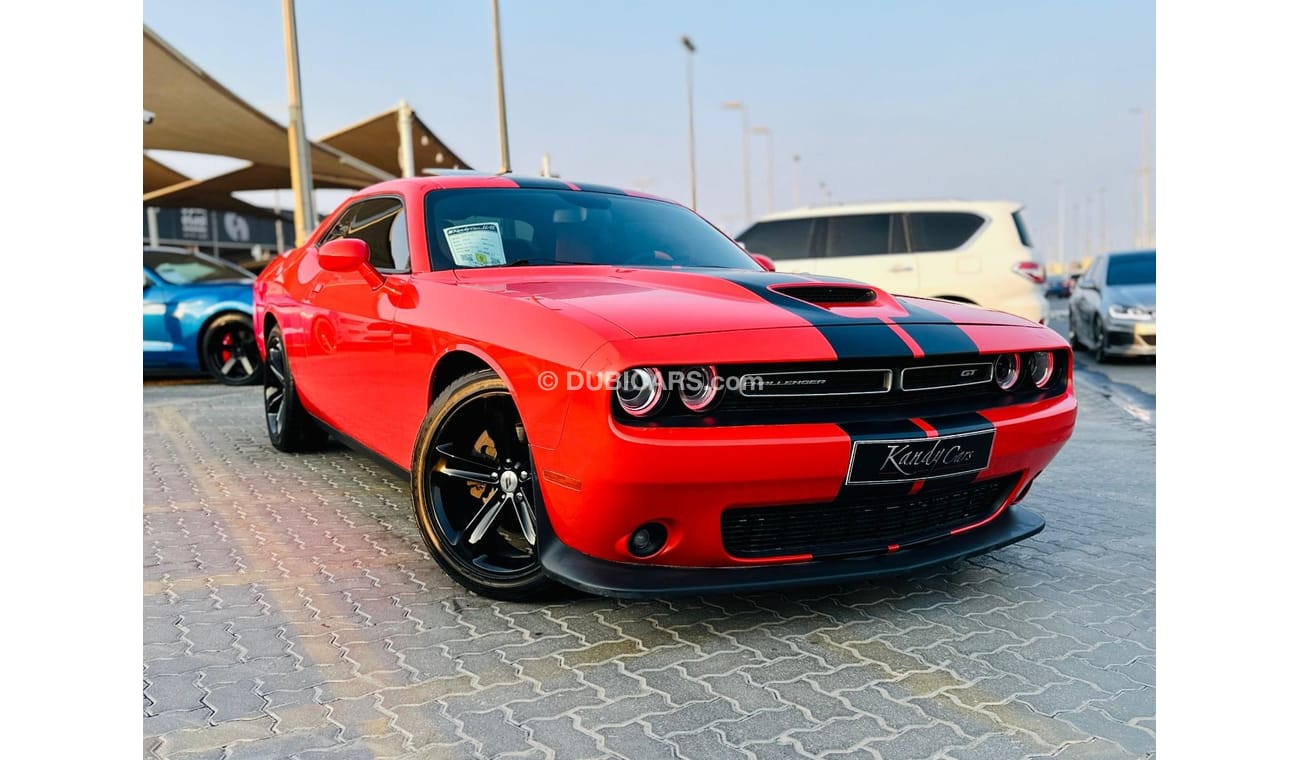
452, 266, 1038, 338
1104, 283, 1156, 310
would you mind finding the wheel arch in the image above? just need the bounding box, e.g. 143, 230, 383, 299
933, 294, 978, 305
196, 308, 255, 368
428, 348, 504, 407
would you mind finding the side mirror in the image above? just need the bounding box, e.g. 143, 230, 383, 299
318, 238, 386, 288
749, 252, 777, 272
318, 238, 369, 272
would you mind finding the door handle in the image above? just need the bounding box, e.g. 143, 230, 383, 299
888, 265, 914, 273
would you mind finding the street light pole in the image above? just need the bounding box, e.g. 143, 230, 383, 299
791, 154, 800, 207
722, 100, 751, 225
1131, 107, 1151, 246
681, 36, 697, 211
752, 126, 774, 215
281, 0, 316, 246
1056, 181, 1065, 269
1098, 186, 1107, 254
491, 0, 511, 174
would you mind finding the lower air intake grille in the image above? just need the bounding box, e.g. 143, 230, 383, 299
720, 475, 1019, 558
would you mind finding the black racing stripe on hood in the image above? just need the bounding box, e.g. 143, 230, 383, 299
508, 176, 576, 191
711, 271, 916, 359
892, 300, 980, 356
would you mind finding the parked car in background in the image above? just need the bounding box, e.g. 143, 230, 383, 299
735, 201, 1049, 324
1068, 249, 1156, 362
143, 247, 263, 385
1045, 275, 1073, 298
254, 175, 1076, 601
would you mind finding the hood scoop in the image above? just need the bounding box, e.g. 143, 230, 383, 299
771, 284, 878, 307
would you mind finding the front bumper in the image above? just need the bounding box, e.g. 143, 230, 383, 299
1103, 319, 1157, 357
529, 390, 1075, 571
539, 506, 1045, 598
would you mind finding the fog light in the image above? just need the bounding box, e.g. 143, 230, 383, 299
994, 353, 1021, 390
628, 522, 668, 557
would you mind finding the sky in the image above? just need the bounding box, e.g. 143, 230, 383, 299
143, 0, 1155, 260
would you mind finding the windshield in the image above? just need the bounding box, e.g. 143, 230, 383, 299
424, 189, 761, 271
1105, 251, 1156, 286
145, 250, 253, 285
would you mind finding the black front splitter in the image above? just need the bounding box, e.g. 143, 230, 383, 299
538, 507, 1045, 599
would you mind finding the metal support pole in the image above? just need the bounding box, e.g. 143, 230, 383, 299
282, 0, 316, 246
491, 0, 512, 174
273, 190, 286, 255
397, 99, 415, 178
682, 36, 697, 211
146, 206, 160, 248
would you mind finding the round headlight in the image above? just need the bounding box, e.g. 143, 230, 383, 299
993, 354, 1021, 390
679, 365, 721, 412
1027, 351, 1054, 388
616, 367, 665, 417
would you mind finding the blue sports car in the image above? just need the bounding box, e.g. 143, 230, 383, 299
143, 247, 263, 386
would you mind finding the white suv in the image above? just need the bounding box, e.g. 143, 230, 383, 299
735, 200, 1048, 324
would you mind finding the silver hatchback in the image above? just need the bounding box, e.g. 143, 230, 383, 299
1068, 250, 1156, 361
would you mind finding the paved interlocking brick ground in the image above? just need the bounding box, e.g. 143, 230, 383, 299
144, 379, 1155, 759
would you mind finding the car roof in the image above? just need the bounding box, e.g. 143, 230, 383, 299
748, 200, 1024, 225
357, 174, 666, 202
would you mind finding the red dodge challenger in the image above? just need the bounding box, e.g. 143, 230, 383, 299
254, 175, 1076, 600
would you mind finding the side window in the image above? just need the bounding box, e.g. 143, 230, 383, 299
735, 219, 815, 260
321, 205, 358, 244
825, 214, 901, 257
907, 213, 985, 253
388, 209, 410, 271
334, 197, 409, 272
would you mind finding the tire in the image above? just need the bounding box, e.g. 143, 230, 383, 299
263, 325, 330, 452
1068, 310, 1084, 350
202, 313, 264, 386
1092, 318, 1110, 363
410, 369, 555, 600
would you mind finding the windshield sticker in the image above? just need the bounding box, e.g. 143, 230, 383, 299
444, 222, 507, 267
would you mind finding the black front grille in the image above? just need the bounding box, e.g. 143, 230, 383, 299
721, 475, 1018, 558
900, 362, 993, 391
1140, 333, 1155, 346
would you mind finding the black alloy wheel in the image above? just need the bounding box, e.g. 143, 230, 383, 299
1093, 318, 1110, 363
411, 370, 553, 600
263, 325, 330, 452
203, 314, 263, 386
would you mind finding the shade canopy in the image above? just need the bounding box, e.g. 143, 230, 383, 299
318, 107, 471, 177
143, 155, 189, 193
143, 25, 473, 213
144, 25, 391, 188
